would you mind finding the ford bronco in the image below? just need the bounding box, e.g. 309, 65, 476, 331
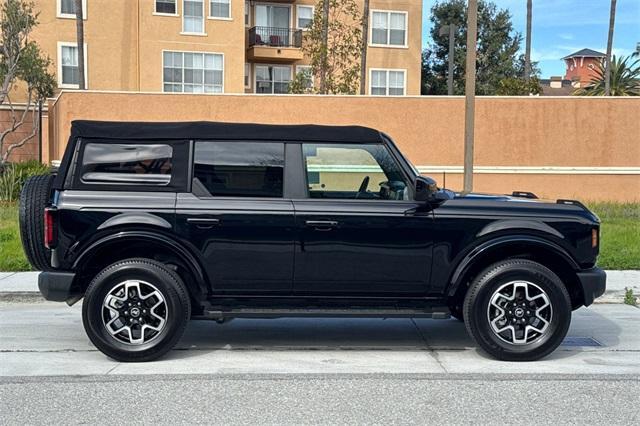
20, 120, 606, 362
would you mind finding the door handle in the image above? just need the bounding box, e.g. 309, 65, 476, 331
305, 220, 338, 230
187, 218, 221, 229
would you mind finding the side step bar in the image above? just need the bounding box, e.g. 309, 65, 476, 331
198, 307, 451, 320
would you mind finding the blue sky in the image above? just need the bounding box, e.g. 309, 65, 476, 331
422, 0, 640, 78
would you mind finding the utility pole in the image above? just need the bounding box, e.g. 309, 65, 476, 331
524, 0, 532, 81
74, 0, 85, 90
359, 0, 370, 95
439, 24, 457, 95
319, 0, 329, 94
462, 0, 477, 195
605, 0, 617, 96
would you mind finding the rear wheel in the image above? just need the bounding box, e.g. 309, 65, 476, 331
463, 259, 571, 361
19, 174, 55, 271
82, 258, 191, 362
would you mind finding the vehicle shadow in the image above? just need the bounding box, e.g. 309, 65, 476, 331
166, 305, 625, 362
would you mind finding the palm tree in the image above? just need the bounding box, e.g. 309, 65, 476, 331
74, 0, 85, 89
605, 0, 617, 96
574, 55, 640, 96
524, 0, 532, 81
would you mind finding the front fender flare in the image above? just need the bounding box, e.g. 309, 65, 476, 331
446, 234, 580, 297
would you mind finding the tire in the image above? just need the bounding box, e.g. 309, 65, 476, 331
463, 259, 571, 361
82, 258, 191, 362
19, 174, 55, 271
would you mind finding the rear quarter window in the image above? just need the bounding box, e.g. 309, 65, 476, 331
72, 139, 189, 191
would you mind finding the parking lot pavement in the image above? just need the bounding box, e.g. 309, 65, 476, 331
1, 301, 639, 377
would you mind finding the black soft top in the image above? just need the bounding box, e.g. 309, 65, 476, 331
69, 120, 383, 143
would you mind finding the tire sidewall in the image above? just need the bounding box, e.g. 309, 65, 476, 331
465, 262, 571, 361
82, 261, 189, 361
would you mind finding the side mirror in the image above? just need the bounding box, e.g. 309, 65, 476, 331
415, 176, 438, 202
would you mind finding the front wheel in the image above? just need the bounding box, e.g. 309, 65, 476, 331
463, 259, 571, 361
82, 258, 191, 362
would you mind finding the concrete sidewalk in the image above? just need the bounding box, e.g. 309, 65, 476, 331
1, 270, 638, 303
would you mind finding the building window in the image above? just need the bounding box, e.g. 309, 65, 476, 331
244, 63, 251, 89
163, 51, 224, 93
296, 65, 313, 90
371, 10, 407, 47
57, 42, 87, 88
244, 1, 250, 26
183, 0, 205, 33
210, 0, 231, 19
156, 0, 177, 15
297, 5, 314, 29
255, 65, 291, 94
370, 69, 405, 96
194, 142, 285, 198
57, 0, 86, 19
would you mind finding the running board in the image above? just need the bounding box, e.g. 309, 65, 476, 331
199, 307, 451, 320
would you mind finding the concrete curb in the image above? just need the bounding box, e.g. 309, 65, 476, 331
1, 270, 638, 304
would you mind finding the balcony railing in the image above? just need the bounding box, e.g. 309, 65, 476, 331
249, 26, 303, 48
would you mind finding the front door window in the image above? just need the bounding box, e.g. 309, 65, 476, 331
255, 5, 291, 45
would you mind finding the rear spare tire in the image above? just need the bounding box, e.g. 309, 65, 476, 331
19, 174, 55, 271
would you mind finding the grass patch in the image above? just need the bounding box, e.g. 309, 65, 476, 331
0, 202, 30, 271
588, 203, 640, 270
0, 202, 638, 272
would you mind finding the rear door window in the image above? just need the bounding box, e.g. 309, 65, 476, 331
193, 141, 285, 198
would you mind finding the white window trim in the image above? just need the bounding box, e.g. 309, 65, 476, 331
368, 68, 406, 96
182, 0, 206, 35
56, 0, 87, 20
369, 9, 408, 49
208, 0, 233, 20
57, 41, 88, 89
254, 63, 292, 94
296, 5, 314, 30
244, 1, 250, 27
244, 63, 251, 89
161, 49, 225, 94
254, 2, 293, 29
153, 0, 179, 16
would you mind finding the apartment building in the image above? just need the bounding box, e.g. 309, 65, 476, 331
26, 0, 422, 96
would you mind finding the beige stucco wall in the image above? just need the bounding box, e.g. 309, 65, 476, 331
48, 92, 640, 202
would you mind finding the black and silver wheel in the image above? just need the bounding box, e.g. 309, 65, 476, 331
463, 259, 571, 361
82, 258, 190, 362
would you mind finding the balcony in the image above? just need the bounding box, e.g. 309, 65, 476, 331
247, 26, 304, 62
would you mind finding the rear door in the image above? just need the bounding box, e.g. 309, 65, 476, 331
175, 141, 295, 294
292, 142, 434, 296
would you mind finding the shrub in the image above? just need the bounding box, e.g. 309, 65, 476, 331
0, 160, 50, 202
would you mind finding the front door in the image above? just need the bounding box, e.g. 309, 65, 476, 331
293, 143, 434, 296
175, 141, 295, 294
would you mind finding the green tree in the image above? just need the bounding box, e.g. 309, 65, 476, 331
574, 55, 640, 96
496, 76, 542, 95
422, 0, 524, 95
292, 0, 362, 95
0, 0, 56, 165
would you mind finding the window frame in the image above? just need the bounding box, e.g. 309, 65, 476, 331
368, 68, 406, 96
162, 50, 225, 94
57, 0, 87, 20
244, 1, 250, 26
192, 140, 287, 199
244, 63, 251, 89
299, 142, 415, 202
154, 0, 179, 16
296, 5, 314, 30
57, 41, 88, 89
182, 0, 206, 35
209, 0, 232, 20
369, 9, 408, 49
254, 64, 292, 94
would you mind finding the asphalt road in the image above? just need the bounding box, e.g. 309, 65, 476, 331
1, 301, 639, 424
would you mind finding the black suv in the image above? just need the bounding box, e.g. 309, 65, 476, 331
20, 120, 606, 362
